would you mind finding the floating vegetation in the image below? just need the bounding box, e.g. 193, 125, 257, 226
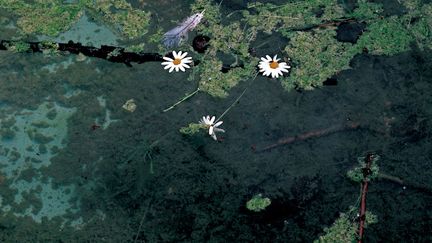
314, 210, 377, 243
283, 29, 360, 90
1, 0, 431, 94
246, 194, 271, 212
0, 0, 151, 39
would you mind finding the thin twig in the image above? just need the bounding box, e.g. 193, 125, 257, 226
216, 72, 258, 123
163, 87, 200, 112
134, 199, 152, 243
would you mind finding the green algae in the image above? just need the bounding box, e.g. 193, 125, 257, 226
190, 0, 258, 98
283, 29, 360, 90
0, 0, 151, 39
356, 16, 413, 56
2, 0, 431, 95
314, 209, 377, 242
246, 194, 271, 212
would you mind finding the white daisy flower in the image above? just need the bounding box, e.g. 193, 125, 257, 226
199, 115, 225, 141
258, 55, 291, 78
161, 51, 193, 72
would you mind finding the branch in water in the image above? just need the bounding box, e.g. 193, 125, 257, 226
0, 40, 163, 67
255, 122, 360, 152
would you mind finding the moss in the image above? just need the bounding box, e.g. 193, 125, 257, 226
315, 210, 378, 242
124, 43, 146, 53
356, 16, 414, 55
282, 29, 360, 90
0, 0, 150, 39
179, 123, 205, 135
0, 0, 85, 36
348, 0, 384, 19
314, 213, 358, 243
246, 194, 271, 212
85, 0, 151, 39
243, 0, 345, 34
190, 0, 258, 97
5, 41, 31, 53
405, 3, 432, 50
347, 155, 380, 183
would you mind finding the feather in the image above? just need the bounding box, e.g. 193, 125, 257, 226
163, 10, 205, 48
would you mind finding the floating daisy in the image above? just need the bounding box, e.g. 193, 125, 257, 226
161, 51, 193, 72
258, 55, 291, 78
199, 115, 225, 141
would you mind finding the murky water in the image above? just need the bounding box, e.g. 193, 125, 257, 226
0, 0, 431, 242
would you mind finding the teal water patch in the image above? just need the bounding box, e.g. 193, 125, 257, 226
38, 13, 119, 48
41, 56, 75, 73
0, 101, 77, 222
96, 96, 120, 130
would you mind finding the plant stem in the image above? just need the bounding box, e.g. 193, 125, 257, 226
216, 73, 258, 123
163, 87, 200, 112
358, 153, 374, 243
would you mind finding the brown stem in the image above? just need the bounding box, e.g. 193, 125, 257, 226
358, 153, 374, 243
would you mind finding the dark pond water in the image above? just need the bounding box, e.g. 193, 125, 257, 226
0, 0, 431, 242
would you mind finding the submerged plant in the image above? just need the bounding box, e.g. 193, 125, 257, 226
246, 194, 271, 212
347, 154, 380, 183
314, 209, 377, 243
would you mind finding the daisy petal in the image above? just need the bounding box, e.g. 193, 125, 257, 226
169, 66, 174, 73
182, 58, 193, 64
209, 126, 214, 135
214, 121, 223, 127
163, 64, 172, 70
214, 128, 225, 133
180, 52, 188, 59
179, 65, 185, 72
163, 56, 173, 62
266, 55, 272, 61
280, 67, 290, 73
210, 116, 216, 124
172, 51, 178, 58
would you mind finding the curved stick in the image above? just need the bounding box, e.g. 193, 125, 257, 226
256, 122, 360, 152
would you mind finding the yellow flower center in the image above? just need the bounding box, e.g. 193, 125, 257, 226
173, 58, 181, 65
269, 61, 279, 69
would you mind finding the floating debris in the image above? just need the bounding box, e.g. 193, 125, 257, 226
122, 99, 137, 112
